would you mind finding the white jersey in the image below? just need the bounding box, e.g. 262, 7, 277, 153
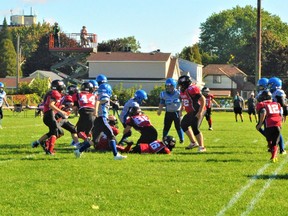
119, 98, 139, 124
0, 91, 7, 107
159, 90, 181, 112
272, 89, 286, 102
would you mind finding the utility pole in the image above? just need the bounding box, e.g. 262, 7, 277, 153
255, 0, 262, 86
16, 35, 20, 93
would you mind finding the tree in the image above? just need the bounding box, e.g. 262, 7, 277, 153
10, 22, 51, 60
98, 36, 141, 52
177, 44, 202, 64
0, 18, 17, 77
22, 33, 79, 76
199, 5, 288, 78
0, 18, 12, 40
0, 39, 17, 77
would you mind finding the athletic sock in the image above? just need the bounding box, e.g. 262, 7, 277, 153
109, 140, 118, 156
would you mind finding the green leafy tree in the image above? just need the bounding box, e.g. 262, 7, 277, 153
98, 36, 141, 52
22, 33, 78, 76
199, 5, 288, 77
177, 44, 202, 64
10, 22, 51, 60
0, 18, 12, 40
30, 77, 50, 98
0, 39, 17, 77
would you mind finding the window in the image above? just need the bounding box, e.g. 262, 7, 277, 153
213, 75, 221, 83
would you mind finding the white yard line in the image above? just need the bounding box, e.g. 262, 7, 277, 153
241, 156, 288, 216
216, 163, 271, 216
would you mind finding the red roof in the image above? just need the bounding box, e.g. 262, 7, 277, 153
0, 77, 34, 88
87, 52, 172, 62
203, 64, 247, 77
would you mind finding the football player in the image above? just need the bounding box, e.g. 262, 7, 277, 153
74, 83, 127, 160
122, 105, 158, 145
177, 75, 206, 152
119, 89, 148, 145
0, 82, 10, 129
93, 115, 125, 152
123, 136, 176, 154
32, 84, 79, 149
201, 87, 220, 130
256, 90, 283, 162
157, 78, 184, 142
72, 82, 97, 141
41, 80, 68, 155
267, 77, 287, 154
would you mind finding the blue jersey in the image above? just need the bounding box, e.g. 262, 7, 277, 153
97, 92, 110, 118
159, 90, 181, 112
120, 98, 139, 124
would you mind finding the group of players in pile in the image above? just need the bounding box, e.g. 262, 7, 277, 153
31, 74, 181, 160
29, 73, 287, 162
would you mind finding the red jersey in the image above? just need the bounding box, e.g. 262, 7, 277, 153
126, 113, 153, 130
180, 84, 202, 113
72, 92, 96, 110
204, 94, 214, 109
138, 140, 171, 154
95, 126, 119, 151
256, 100, 282, 128
43, 90, 62, 113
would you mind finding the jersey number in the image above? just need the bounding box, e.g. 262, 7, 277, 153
149, 141, 160, 150
79, 95, 95, 105
267, 104, 280, 114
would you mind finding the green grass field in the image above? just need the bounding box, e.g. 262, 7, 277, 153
0, 110, 287, 216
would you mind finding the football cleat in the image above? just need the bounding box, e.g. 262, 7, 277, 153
74, 149, 82, 158
31, 140, 40, 148
185, 142, 199, 150
114, 153, 127, 160
198, 147, 207, 152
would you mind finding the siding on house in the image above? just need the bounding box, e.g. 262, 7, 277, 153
87, 52, 182, 92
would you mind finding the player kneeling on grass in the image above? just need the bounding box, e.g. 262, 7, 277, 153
119, 105, 158, 145
122, 136, 176, 154
256, 90, 283, 163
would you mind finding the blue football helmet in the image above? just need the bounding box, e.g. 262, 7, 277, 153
0, 82, 4, 93
134, 90, 148, 104
96, 74, 108, 85
165, 78, 177, 93
89, 80, 98, 89
268, 77, 282, 92
98, 83, 112, 96
257, 78, 269, 91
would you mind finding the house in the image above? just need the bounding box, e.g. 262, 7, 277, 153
29, 70, 64, 81
203, 64, 255, 99
0, 77, 35, 91
178, 58, 205, 88
86, 52, 204, 93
